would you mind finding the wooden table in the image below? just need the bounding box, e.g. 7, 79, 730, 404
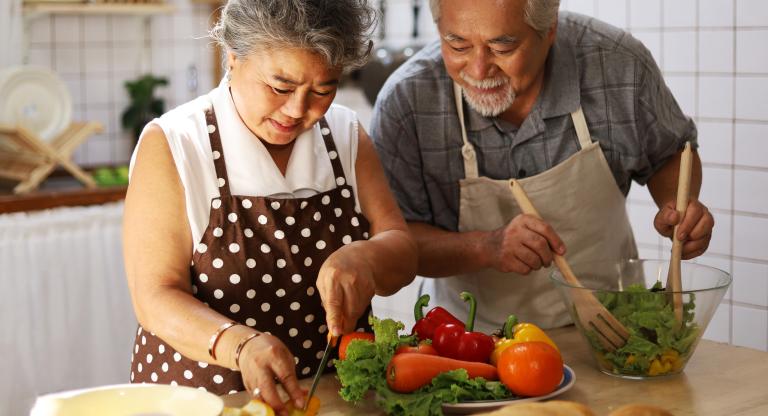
222, 326, 768, 415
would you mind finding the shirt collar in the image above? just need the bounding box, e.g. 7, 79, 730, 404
463, 32, 580, 132
208, 78, 333, 196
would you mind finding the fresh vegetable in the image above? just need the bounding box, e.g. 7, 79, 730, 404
335, 315, 514, 416
287, 396, 321, 416
490, 315, 560, 365
497, 342, 563, 397
386, 352, 499, 393
589, 282, 698, 376
411, 294, 464, 341
395, 341, 438, 356
223, 397, 319, 416
432, 292, 495, 363
338, 332, 375, 360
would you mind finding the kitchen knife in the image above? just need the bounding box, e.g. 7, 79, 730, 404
303, 333, 338, 411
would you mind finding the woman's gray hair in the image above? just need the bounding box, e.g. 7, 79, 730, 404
429, 0, 560, 37
210, 0, 376, 71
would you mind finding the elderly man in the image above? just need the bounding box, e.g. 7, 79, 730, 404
369, 0, 714, 332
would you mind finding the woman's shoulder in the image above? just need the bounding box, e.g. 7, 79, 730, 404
325, 103, 358, 127
157, 95, 210, 127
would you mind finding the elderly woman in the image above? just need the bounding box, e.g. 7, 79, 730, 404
123, 0, 417, 412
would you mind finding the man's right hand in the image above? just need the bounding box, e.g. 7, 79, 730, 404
484, 214, 566, 274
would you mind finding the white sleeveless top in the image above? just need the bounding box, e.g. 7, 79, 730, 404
129, 80, 362, 251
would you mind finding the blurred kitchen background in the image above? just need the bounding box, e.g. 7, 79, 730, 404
1, 0, 767, 414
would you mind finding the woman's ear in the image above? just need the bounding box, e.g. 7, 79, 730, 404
226, 52, 237, 72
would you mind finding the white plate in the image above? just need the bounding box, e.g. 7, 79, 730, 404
0, 66, 72, 142
442, 364, 576, 415
30, 383, 224, 416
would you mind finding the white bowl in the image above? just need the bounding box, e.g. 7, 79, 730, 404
30, 383, 224, 416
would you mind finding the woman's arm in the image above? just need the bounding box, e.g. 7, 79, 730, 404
316, 125, 418, 336
124, 124, 254, 368
123, 126, 303, 410
354, 126, 418, 295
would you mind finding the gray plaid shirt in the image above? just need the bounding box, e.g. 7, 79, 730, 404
369, 12, 697, 232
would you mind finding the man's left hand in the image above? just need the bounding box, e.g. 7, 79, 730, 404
653, 199, 714, 259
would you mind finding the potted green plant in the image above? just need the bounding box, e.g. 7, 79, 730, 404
121, 74, 168, 143
91, 74, 168, 187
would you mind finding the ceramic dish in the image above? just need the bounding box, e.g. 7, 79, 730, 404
30, 383, 224, 416
0, 66, 72, 142
441, 364, 576, 415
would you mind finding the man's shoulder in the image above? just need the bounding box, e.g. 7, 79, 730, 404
558, 11, 657, 70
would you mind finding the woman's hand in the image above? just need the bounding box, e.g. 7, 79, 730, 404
238, 332, 305, 415
316, 244, 377, 337
653, 198, 714, 259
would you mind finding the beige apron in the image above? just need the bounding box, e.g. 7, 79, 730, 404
425, 82, 637, 332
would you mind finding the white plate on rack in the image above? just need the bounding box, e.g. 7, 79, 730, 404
442, 364, 576, 414
0, 66, 72, 142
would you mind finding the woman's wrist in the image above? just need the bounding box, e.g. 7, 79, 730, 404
214, 324, 260, 369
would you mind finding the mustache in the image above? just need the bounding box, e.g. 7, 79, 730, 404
460, 71, 510, 89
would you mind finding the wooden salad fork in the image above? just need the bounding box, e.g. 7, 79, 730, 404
665, 142, 693, 325
509, 179, 630, 352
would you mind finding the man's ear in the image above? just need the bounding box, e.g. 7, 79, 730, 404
546, 19, 558, 44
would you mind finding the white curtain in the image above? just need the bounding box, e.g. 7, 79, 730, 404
0, 202, 137, 416
0, 0, 24, 68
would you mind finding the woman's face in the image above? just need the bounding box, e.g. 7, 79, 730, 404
227, 48, 341, 146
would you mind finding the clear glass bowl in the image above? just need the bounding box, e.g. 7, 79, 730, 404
550, 259, 731, 379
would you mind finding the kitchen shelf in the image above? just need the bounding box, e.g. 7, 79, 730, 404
22, 2, 175, 18
0, 185, 127, 214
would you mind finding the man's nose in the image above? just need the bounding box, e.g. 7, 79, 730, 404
465, 48, 494, 81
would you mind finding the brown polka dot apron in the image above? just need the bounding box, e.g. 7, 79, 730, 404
130, 104, 372, 394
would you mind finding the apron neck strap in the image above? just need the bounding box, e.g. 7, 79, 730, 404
317, 117, 348, 184
205, 103, 232, 198
570, 107, 593, 149
454, 82, 479, 179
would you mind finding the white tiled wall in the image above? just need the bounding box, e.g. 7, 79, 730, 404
21, 0, 216, 167
367, 0, 768, 352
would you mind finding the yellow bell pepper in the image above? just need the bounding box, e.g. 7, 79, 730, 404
490, 315, 560, 365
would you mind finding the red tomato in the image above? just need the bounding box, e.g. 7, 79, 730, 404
395, 342, 438, 356
338, 332, 375, 360
497, 341, 563, 397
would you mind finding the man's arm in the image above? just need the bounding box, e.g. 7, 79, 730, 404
409, 216, 566, 278
648, 147, 713, 259
647, 147, 702, 207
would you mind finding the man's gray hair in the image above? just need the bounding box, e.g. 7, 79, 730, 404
210, 0, 376, 71
429, 0, 560, 37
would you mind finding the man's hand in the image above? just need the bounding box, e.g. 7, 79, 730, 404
653, 199, 714, 259
484, 214, 566, 275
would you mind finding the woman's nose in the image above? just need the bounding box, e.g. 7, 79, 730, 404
282, 92, 308, 119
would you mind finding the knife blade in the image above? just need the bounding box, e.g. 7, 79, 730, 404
303, 333, 338, 411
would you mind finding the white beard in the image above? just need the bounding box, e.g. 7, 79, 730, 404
459, 71, 516, 117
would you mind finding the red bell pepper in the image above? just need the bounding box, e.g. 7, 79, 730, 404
411, 294, 464, 341
432, 291, 495, 363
